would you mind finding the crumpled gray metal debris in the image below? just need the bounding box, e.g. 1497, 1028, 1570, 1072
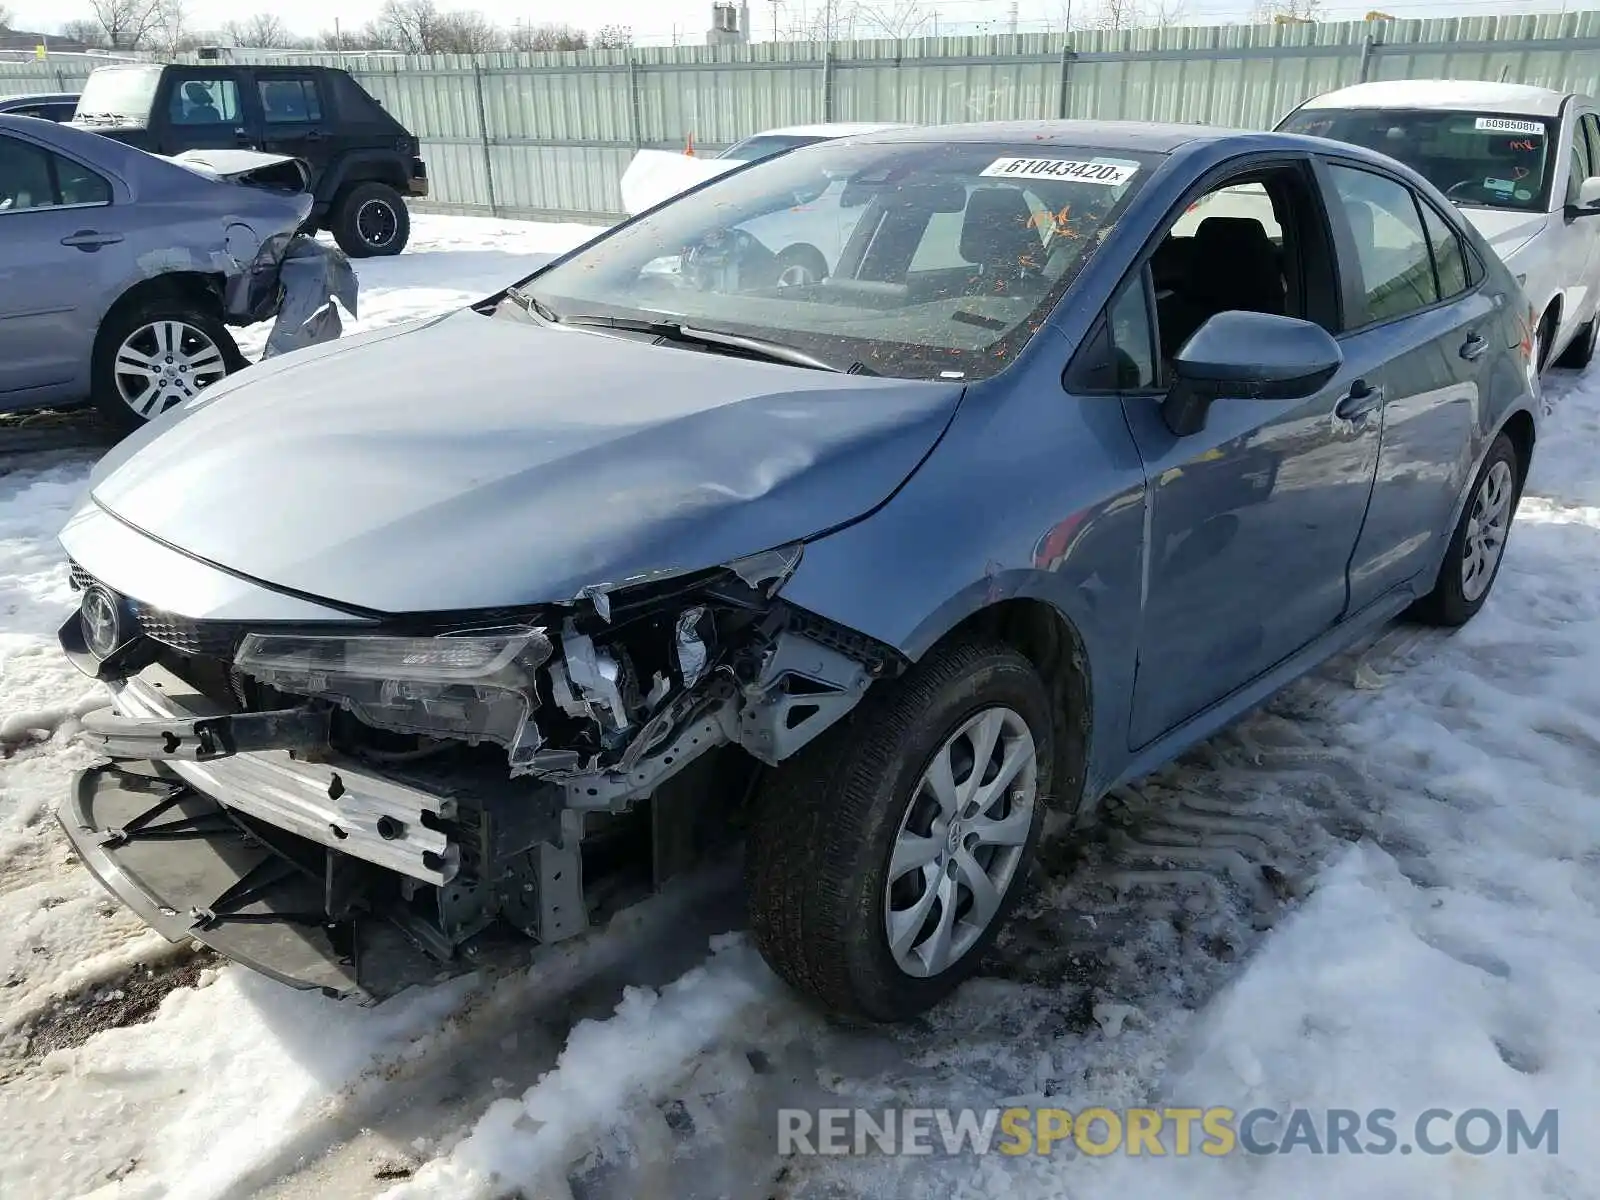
262, 237, 359, 359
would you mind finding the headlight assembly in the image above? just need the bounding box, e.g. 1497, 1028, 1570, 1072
234, 625, 554, 767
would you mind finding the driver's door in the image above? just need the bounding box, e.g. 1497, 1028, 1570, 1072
1111, 162, 1383, 747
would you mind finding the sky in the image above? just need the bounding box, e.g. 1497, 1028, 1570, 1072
3, 0, 1569, 47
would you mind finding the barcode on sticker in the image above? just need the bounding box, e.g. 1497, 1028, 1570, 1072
980, 157, 1139, 185
1474, 117, 1544, 136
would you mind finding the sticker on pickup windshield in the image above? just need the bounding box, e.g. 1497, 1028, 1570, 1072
1485, 176, 1517, 193
1474, 117, 1545, 136
980, 157, 1139, 185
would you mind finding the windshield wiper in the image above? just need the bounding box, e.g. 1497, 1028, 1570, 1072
503, 285, 560, 323
556, 313, 875, 375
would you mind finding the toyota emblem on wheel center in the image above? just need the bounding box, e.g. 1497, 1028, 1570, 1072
80, 586, 122, 659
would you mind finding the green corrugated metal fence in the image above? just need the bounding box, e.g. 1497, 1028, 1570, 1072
6, 12, 1600, 223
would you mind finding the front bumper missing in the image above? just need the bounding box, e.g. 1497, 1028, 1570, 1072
60, 762, 454, 1001
96, 664, 459, 885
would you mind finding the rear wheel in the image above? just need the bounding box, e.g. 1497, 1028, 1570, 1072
91, 296, 244, 433
1409, 432, 1521, 626
332, 181, 410, 257
746, 640, 1051, 1022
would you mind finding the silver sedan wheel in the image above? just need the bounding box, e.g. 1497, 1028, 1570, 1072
884, 706, 1038, 979
114, 320, 228, 419
1462, 459, 1514, 603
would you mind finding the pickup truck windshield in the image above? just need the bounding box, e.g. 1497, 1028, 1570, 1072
524, 139, 1158, 381
74, 66, 163, 121
1282, 107, 1557, 212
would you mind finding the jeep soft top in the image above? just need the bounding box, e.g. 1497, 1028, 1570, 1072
70, 64, 427, 256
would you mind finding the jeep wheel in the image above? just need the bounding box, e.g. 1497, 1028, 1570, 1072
747, 640, 1050, 1022
333, 182, 410, 257
91, 297, 245, 434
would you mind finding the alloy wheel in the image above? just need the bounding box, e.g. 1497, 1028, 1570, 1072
1462, 459, 1514, 603
113, 320, 228, 419
357, 198, 398, 249
883, 706, 1038, 978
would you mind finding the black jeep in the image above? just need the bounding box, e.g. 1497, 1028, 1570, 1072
69, 63, 428, 257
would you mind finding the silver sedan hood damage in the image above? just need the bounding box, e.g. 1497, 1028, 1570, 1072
86, 307, 965, 613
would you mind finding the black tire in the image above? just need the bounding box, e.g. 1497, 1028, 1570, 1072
1535, 306, 1558, 374
1556, 314, 1598, 370
332, 181, 410, 257
1409, 431, 1522, 627
90, 294, 246, 435
746, 640, 1052, 1022
774, 244, 829, 287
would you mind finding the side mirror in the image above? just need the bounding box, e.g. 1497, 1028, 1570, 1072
1568, 176, 1600, 216
1161, 310, 1343, 437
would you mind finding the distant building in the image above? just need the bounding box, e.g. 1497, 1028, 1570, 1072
706, 2, 751, 46
0, 30, 92, 52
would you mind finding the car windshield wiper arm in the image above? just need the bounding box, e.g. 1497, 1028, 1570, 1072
503, 285, 560, 324
557, 313, 876, 375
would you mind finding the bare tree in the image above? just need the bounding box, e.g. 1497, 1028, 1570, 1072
145, 0, 192, 57
432, 9, 502, 51
375, 0, 441, 52
510, 22, 587, 51
782, 1, 861, 40
1092, 0, 1142, 30
88, 0, 166, 48
0, 5, 13, 31
856, 0, 931, 38
60, 17, 110, 44
1148, 0, 1186, 24
593, 22, 632, 48
1250, 0, 1321, 21
223, 13, 293, 47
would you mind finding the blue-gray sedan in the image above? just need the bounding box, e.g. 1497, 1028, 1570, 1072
56, 120, 1538, 1021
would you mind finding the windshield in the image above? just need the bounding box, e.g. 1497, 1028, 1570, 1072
1281, 107, 1557, 212
522, 139, 1157, 381
74, 66, 162, 121
717, 133, 831, 163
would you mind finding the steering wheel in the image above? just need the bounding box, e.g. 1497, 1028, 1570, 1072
682, 226, 767, 292
1444, 178, 1484, 202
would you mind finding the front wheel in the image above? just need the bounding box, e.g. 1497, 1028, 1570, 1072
332, 181, 410, 258
746, 640, 1051, 1022
1409, 431, 1522, 626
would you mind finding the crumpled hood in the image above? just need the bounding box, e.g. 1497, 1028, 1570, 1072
1460, 207, 1548, 264
86, 308, 964, 614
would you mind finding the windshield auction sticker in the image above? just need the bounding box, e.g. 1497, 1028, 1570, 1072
1474, 117, 1545, 136
981, 157, 1139, 185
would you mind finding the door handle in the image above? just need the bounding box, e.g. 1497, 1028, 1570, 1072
60, 229, 123, 251
1335, 378, 1385, 420
304, 129, 325, 141
1460, 332, 1488, 361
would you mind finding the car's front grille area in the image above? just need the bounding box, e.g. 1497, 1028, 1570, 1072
68, 560, 246, 659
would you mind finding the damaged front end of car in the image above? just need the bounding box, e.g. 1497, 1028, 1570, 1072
58, 545, 903, 1001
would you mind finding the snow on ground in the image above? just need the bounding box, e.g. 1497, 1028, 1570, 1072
1, 214, 1598, 1199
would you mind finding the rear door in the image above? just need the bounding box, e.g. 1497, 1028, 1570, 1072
1322, 159, 1494, 612
254, 71, 331, 189
0, 131, 121, 400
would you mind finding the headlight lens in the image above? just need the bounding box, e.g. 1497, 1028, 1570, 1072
235, 625, 554, 766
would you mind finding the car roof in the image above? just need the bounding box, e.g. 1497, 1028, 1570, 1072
0, 93, 79, 105
1297, 80, 1585, 118
752, 122, 911, 139
842, 119, 1245, 153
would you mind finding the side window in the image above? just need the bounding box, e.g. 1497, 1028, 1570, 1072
1066, 275, 1158, 393
55, 155, 111, 207
1327, 165, 1438, 325
1567, 119, 1594, 207
170, 78, 241, 126
259, 78, 323, 124
908, 207, 975, 273
1584, 114, 1600, 178
1108, 276, 1158, 389
1419, 201, 1469, 300
0, 134, 56, 211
